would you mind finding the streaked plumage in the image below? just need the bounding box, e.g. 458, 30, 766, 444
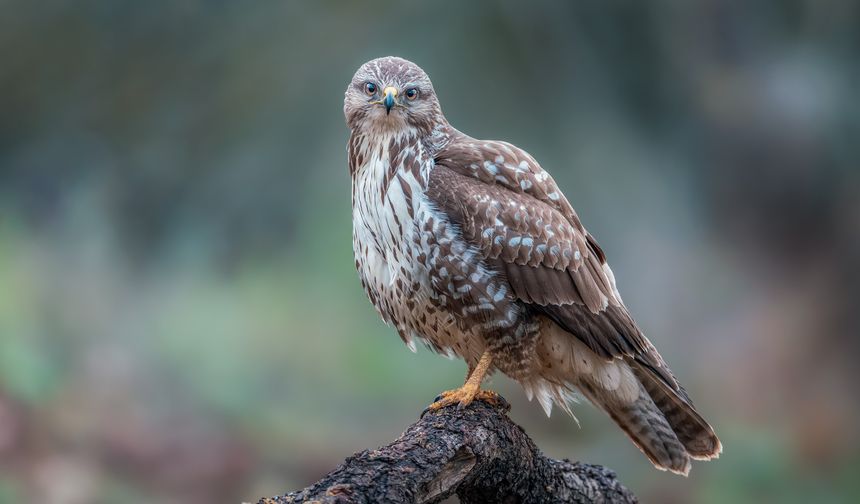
344, 56, 721, 475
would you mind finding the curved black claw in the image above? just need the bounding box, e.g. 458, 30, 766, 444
421, 391, 455, 419
420, 404, 435, 419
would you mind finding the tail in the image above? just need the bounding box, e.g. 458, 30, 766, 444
578, 361, 722, 476
532, 324, 721, 475
631, 363, 722, 461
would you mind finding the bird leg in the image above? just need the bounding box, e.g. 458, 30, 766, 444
427, 350, 498, 411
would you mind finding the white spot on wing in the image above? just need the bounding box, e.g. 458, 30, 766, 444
493, 284, 507, 302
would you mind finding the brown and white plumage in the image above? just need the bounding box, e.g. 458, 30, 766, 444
344, 56, 721, 475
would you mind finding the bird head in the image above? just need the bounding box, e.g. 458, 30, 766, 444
344, 56, 444, 135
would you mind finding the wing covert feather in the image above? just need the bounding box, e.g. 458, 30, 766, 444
429, 138, 657, 366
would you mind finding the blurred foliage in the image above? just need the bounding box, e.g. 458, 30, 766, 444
1, 1, 858, 503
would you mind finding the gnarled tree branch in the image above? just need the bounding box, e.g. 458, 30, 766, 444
257, 397, 637, 503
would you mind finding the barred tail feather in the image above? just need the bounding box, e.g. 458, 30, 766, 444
533, 319, 721, 474
579, 381, 693, 475
631, 364, 722, 460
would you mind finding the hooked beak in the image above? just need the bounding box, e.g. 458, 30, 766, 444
382, 86, 397, 115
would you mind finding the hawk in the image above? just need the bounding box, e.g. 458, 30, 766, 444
344, 56, 721, 475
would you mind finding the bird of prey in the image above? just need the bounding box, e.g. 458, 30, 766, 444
344, 56, 721, 475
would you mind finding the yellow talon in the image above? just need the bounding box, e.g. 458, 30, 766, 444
425, 350, 498, 412
427, 387, 501, 411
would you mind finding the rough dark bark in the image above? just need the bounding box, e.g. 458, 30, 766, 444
256, 396, 637, 504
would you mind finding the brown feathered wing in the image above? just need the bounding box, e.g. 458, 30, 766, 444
428, 136, 721, 473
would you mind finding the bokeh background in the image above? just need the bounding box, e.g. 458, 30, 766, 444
1, 1, 858, 502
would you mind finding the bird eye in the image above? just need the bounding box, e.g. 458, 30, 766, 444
364, 82, 377, 96
405, 88, 419, 100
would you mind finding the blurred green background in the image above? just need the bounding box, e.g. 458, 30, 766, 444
1, 1, 858, 503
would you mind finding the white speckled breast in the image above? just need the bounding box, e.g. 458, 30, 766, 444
351, 130, 485, 366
